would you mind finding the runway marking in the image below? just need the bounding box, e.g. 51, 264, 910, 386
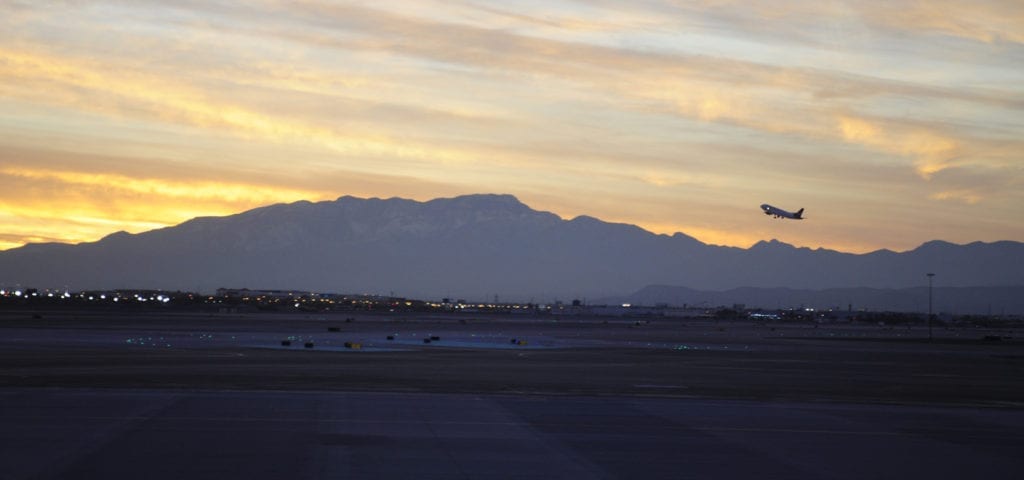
699, 426, 902, 436
14, 414, 1010, 438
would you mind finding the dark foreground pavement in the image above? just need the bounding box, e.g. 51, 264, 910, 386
3, 388, 1023, 480
2, 311, 1023, 478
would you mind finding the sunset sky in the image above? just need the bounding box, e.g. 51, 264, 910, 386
2, 0, 1022, 254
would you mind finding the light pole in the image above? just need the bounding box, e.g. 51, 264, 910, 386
927, 273, 935, 342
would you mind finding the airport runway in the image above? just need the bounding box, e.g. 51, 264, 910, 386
2, 311, 1022, 405
1, 310, 1022, 478
2, 388, 1023, 480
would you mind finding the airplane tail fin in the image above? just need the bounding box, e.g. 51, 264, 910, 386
794, 208, 804, 219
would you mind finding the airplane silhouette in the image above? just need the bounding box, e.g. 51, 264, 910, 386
760, 204, 804, 220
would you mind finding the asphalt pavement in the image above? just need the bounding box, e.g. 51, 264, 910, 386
2, 388, 1023, 479
2, 311, 1022, 479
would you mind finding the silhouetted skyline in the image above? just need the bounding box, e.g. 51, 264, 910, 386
2, 194, 1021, 313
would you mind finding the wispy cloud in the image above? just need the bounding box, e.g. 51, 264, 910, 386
657, 0, 1024, 45
0, 166, 325, 205
0, 0, 1021, 252
929, 190, 984, 205
854, 0, 1024, 44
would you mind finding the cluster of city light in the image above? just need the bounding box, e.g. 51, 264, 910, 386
0, 287, 909, 319
0, 289, 68, 299
422, 300, 566, 312
0, 286, 777, 316
0, 289, 173, 304
209, 291, 560, 313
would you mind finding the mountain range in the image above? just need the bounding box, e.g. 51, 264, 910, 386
2, 194, 1022, 313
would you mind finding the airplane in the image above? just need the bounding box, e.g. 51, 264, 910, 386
761, 204, 804, 220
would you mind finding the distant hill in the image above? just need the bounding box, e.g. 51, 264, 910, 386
1, 194, 1022, 312
599, 285, 1024, 315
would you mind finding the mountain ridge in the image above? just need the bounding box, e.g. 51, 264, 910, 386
1, 194, 1021, 311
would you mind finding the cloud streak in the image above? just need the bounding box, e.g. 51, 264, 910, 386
0, 0, 1021, 253
263, 3, 1021, 178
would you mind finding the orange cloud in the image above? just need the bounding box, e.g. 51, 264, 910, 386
638, 222, 760, 248
0, 165, 339, 249
0, 167, 328, 205
0, 48, 481, 166
637, 171, 711, 188
836, 115, 959, 178
929, 190, 984, 205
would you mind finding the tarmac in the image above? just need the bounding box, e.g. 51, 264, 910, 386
1, 310, 1023, 478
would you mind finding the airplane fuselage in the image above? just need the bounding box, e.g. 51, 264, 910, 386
761, 204, 804, 220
